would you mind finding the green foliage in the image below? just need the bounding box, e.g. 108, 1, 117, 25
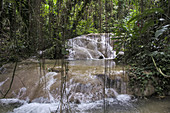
155, 25, 170, 38
110, 0, 170, 96
1, 0, 169, 98
124, 7, 170, 96
141, 20, 154, 33
127, 8, 164, 24
76, 19, 98, 35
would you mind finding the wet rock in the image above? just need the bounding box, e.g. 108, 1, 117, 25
0, 99, 27, 107
98, 56, 104, 59
105, 88, 117, 98
95, 74, 114, 88
48, 67, 62, 73
75, 83, 82, 92
143, 84, 155, 96
75, 83, 92, 93
75, 99, 81, 104
68, 94, 74, 103
133, 82, 155, 97
51, 68, 61, 73
68, 94, 81, 104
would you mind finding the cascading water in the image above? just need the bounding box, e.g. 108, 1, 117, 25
6, 72, 134, 113
0, 33, 134, 113
0, 59, 136, 113
68, 33, 117, 60
1, 33, 170, 113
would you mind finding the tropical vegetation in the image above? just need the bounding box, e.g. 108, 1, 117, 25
0, 0, 169, 96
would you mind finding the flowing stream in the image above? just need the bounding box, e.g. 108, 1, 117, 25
0, 34, 170, 113
0, 60, 170, 113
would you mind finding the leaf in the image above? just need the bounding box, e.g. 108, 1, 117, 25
144, 8, 164, 14
116, 47, 121, 55
127, 8, 164, 24
114, 41, 121, 45
5, 0, 16, 3
155, 29, 166, 38
62, 48, 67, 55
53, 0, 57, 5
155, 25, 169, 38
141, 20, 155, 33
45, 4, 49, 10
159, 18, 165, 21
127, 14, 141, 24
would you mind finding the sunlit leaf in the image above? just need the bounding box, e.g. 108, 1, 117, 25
45, 4, 49, 10
127, 13, 141, 24
159, 18, 165, 21
53, 0, 57, 5
155, 25, 169, 38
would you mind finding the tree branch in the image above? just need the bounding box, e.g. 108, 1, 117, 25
3, 61, 18, 98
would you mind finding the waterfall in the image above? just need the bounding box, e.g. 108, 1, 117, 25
0, 61, 136, 113
68, 33, 116, 60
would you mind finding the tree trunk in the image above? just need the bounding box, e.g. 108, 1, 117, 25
0, 0, 3, 35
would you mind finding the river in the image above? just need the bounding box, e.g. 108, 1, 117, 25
0, 59, 170, 113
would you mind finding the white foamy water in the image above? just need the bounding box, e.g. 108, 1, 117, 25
68, 33, 117, 60
16, 87, 27, 99
12, 103, 59, 113
76, 100, 104, 111
0, 71, 134, 113
45, 72, 58, 90
0, 77, 9, 87
116, 94, 132, 102
1, 95, 170, 113
40, 72, 58, 103
7, 72, 134, 113
9, 94, 134, 113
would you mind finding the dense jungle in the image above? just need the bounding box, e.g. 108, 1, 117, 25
0, 0, 170, 113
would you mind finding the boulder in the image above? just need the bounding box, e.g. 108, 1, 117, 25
133, 82, 155, 97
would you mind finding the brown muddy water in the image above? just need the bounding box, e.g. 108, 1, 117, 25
0, 59, 170, 113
